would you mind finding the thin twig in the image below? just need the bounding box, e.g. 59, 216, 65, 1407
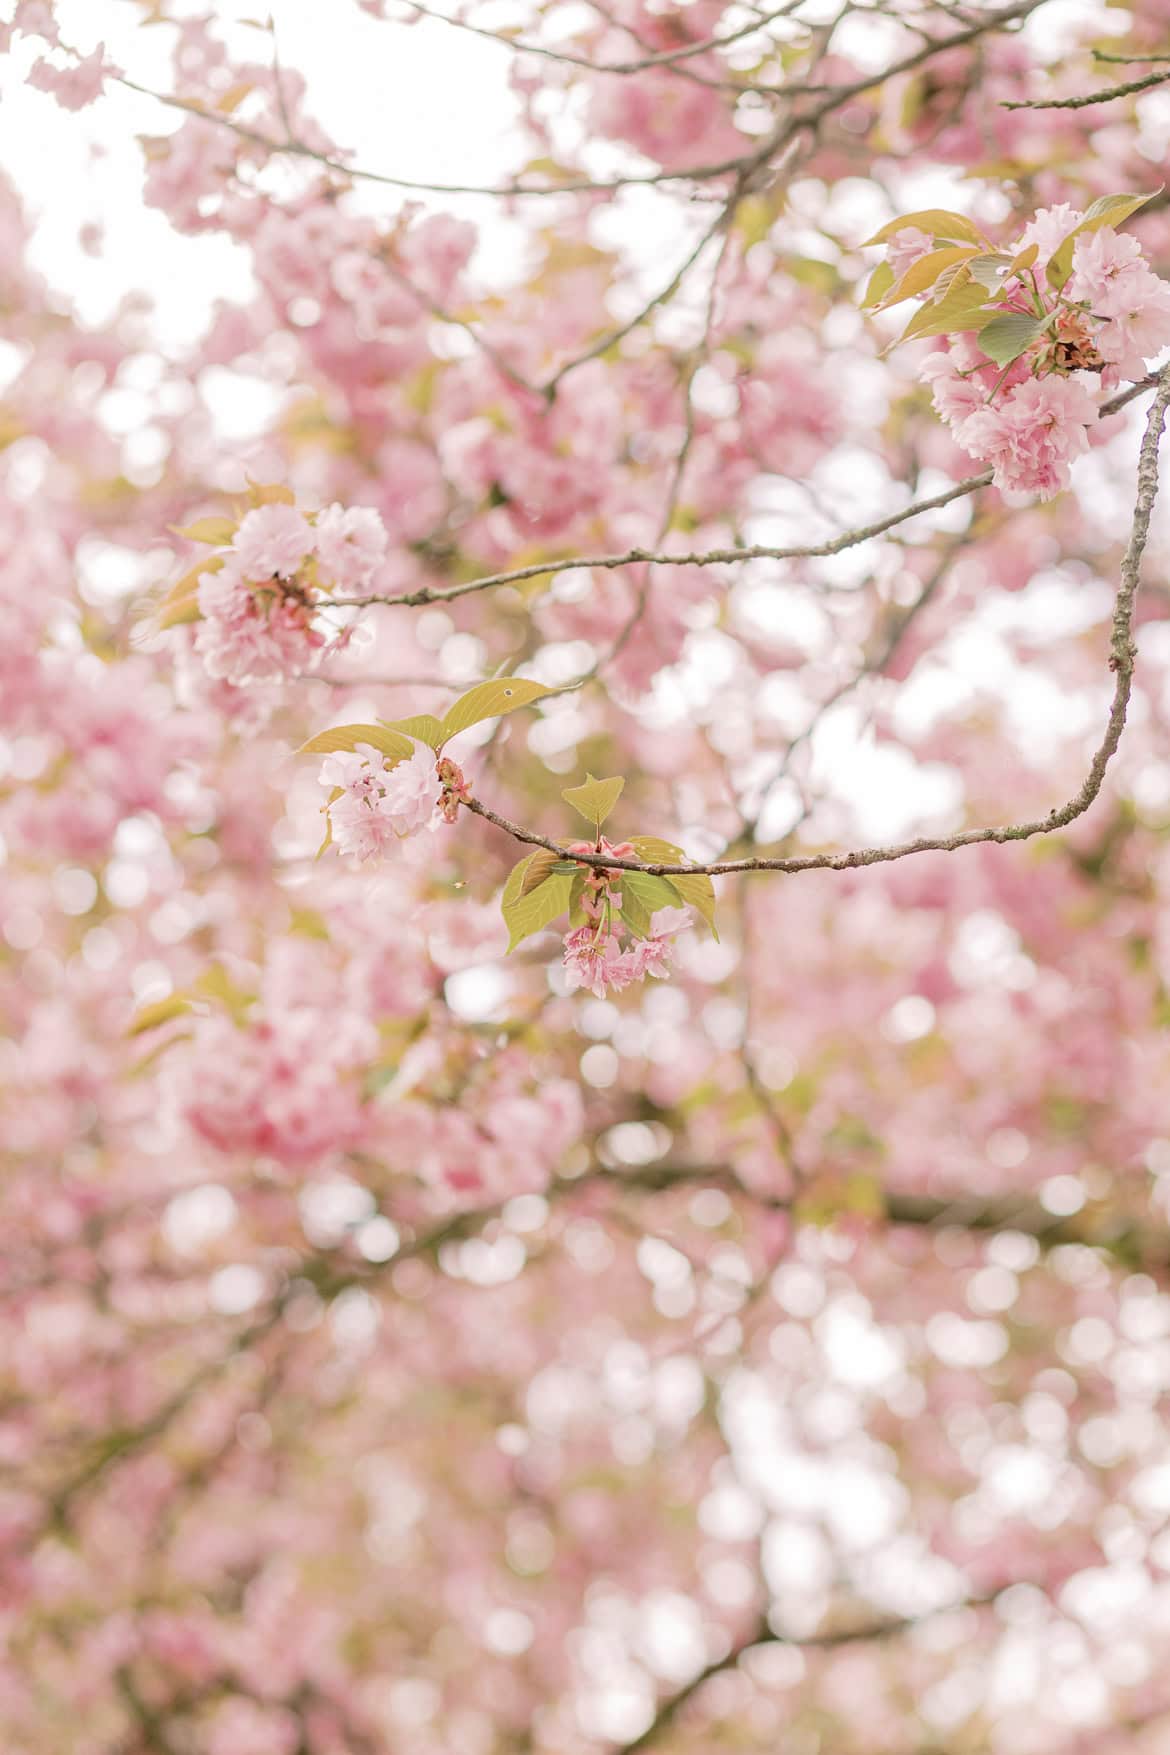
333, 375, 1155, 610
462, 367, 1170, 877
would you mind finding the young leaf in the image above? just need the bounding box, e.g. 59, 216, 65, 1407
381, 713, 446, 749
965, 252, 1011, 289
621, 869, 684, 916
628, 836, 719, 937
244, 476, 296, 507
878, 244, 978, 309
440, 678, 552, 739
126, 993, 194, 1037
862, 209, 983, 248
170, 515, 238, 545
861, 260, 895, 309
316, 786, 342, 859
562, 774, 625, 830
153, 554, 219, 629
894, 274, 996, 345
1046, 189, 1160, 288
519, 847, 563, 897
500, 854, 574, 950
977, 310, 1052, 367
297, 724, 418, 765
619, 886, 654, 939
568, 871, 588, 928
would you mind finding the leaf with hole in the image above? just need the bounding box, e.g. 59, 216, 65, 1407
440, 678, 552, 739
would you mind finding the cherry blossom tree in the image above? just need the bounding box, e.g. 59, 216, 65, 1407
7, 0, 1170, 1750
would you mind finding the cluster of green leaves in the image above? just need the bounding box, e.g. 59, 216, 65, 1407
298, 678, 554, 769
501, 774, 718, 953
861, 192, 1156, 366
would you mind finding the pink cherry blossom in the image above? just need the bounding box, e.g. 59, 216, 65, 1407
958, 373, 1099, 498
887, 226, 935, 281
230, 504, 316, 580
195, 557, 325, 683
1067, 226, 1148, 315
27, 47, 117, 110
320, 741, 438, 861
312, 503, 388, 590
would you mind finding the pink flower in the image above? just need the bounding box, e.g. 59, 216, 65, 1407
887, 226, 935, 282
27, 47, 118, 110
1017, 203, 1082, 270
959, 373, 1099, 498
1095, 275, 1170, 377
1067, 227, 1147, 316
921, 351, 987, 431
312, 504, 388, 591
195, 557, 325, 683
230, 504, 315, 580
563, 926, 633, 999
562, 905, 691, 996
318, 746, 382, 801
379, 741, 439, 835
321, 741, 438, 862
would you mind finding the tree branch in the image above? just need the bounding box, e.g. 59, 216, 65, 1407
333, 376, 1156, 609
610, 1584, 1023, 1755
460, 367, 1170, 878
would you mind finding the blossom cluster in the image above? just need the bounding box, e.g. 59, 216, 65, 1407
561, 839, 690, 998
192, 501, 387, 684
876, 203, 1170, 497
318, 741, 439, 862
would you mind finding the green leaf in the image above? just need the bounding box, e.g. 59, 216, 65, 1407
519, 847, 563, 897
619, 886, 654, 939
316, 786, 341, 860
1047, 189, 1160, 288
381, 713, 446, 749
440, 678, 552, 739
155, 554, 218, 629
297, 724, 418, 765
893, 271, 996, 345
977, 310, 1053, 367
126, 993, 193, 1037
500, 854, 574, 950
170, 515, 238, 545
861, 260, 895, 309
568, 871, 588, 928
965, 252, 1011, 289
628, 836, 719, 938
621, 869, 684, 915
562, 773, 625, 830
878, 244, 978, 309
863, 209, 983, 248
